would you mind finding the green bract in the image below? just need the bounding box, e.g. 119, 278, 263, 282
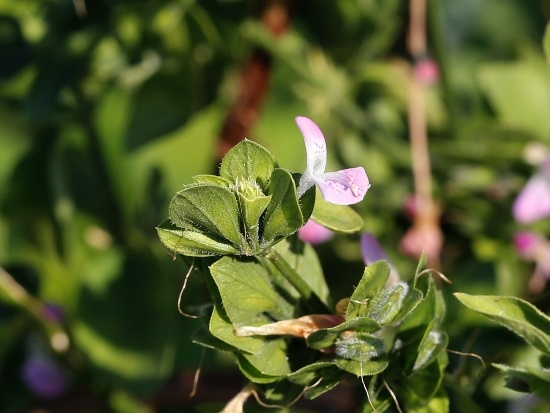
156, 140, 315, 256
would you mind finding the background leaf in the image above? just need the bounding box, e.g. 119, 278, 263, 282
454, 293, 550, 355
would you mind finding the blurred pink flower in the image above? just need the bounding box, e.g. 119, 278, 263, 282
414, 58, 440, 85
360, 233, 400, 284
295, 116, 370, 205
403, 195, 419, 219
514, 231, 541, 258
512, 157, 550, 224
400, 220, 443, 266
514, 231, 550, 293
514, 231, 550, 281
400, 198, 443, 267
298, 219, 333, 245
22, 353, 68, 399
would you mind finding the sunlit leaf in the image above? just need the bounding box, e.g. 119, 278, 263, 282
236, 338, 291, 382
346, 261, 390, 319
454, 293, 550, 355
310, 195, 364, 233
219, 139, 278, 191
209, 256, 294, 322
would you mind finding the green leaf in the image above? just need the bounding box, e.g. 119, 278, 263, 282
261, 168, 304, 245
287, 362, 346, 399
414, 252, 428, 280
397, 277, 446, 374
543, 22, 550, 66
403, 386, 449, 413
334, 355, 389, 377
74, 249, 177, 395
272, 239, 330, 306
335, 332, 385, 362
156, 220, 239, 257
209, 256, 294, 323
287, 361, 336, 385
493, 363, 550, 397
478, 52, 550, 142
192, 174, 232, 187
191, 325, 239, 353
367, 281, 412, 325
237, 191, 272, 252
413, 330, 449, 372
297, 177, 316, 223
390, 287, 423, 326
310, 194, 364, 233
169, 184, 244, 249
125, 73, 194, 149
208, 305, 264, 354
219, 139, 278, 191
262, 169, 304, 246
254, 380, 307, 406
405, 356, 448, 403
306, 317, 380, 350
402, 276, 445, 333
305, 373, 345, 399
454, 293, 550, 355
236, 338, 291, 382
346, 261, 390, 319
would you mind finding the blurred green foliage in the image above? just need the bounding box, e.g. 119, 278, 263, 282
0, 0, 549, 412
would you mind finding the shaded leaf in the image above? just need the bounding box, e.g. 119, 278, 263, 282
413, 330, 449, 372
493, 363, 550, 397
306, 317, 380, 351
156, 220, 239, 257
261, 168, 304, 245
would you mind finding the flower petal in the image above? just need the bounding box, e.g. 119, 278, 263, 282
298, 219, 334, 244
296, 170, 316, 198
512, 173, 550, 223
314, 167, 370, 205
360, 233, 390, 265
295, 116, 327, 175
360, 233, 400, 284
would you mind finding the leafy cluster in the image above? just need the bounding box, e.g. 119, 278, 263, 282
159, 139, 451, 411
158, 139, 315, 257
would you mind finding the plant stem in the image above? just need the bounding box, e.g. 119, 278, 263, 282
262, 250, 328, 314
0, 266, 70, 353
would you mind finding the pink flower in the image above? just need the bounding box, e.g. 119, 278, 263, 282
514, 232, 540, 258
414, 58, 440, 85
360, 233, 400, 284
298, 219, 334, 245
513, 231, 550, 293
512, 157, 550, 224
514, 231, 550, 278
400, 220, 443, 266
295, 116, 370, 205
